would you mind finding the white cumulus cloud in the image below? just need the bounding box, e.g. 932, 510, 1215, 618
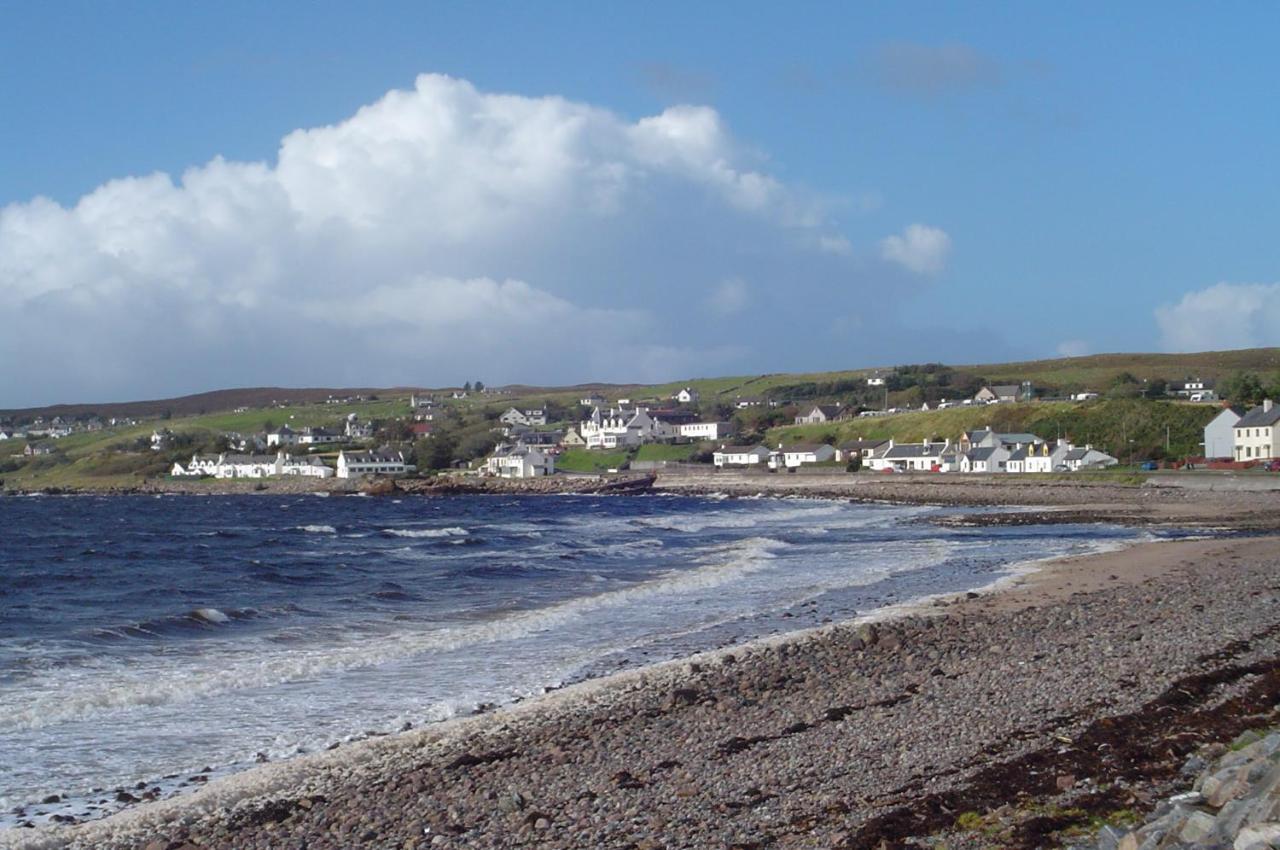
1155, 282, 1280, 351
879, 223, 951, 275
0, 74, 860, 406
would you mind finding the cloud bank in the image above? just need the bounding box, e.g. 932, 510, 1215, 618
2, 74, 902, 406
1155, 282, 1280, 352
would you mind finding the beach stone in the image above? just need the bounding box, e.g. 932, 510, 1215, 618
1236, 823, 1280, 850
1206, 766, 1253, 807
1179, 810, 1219, 844
1097, 824, 1127, 850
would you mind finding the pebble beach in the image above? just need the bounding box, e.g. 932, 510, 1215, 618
7, 525, 1280, 850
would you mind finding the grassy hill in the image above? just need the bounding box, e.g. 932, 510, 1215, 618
767, 399, 1217, 461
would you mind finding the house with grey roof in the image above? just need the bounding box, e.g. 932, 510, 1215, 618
959, 445, 1010, 473
1203, 406, 1244, 459
768, 442, 837, 470
866, 439, 951, 472
1233, 399, 1280, 461
713, 445, 772, 468
794, 404, 849, 425
835, 439, 889, 463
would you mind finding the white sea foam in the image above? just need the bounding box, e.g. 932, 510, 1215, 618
0, 537, 792, 732
296, 525, 336, 534
382, 527, 469, 538
190, 608, 230, 624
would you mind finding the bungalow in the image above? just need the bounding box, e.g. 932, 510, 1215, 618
409, 422, 434, 437
560, 428, 587, 448
734, 396, 765, 409
484, 444, 555, 478
867, 373, 887, 387
337, 449, 411, 479
794, 404, 847, 425
973, 384, 1026, 404
866, 439, 952, 472
1072, 392, 1100, 402
768, 443, 837, 470
835, 439, 889, 463
579, 393, 606, 407
679, 422, 732, 441
674, 387, 701, 404
516, 431, 564, 449
1062, 446, 1119, 471
24, 443, 52, 457
712, 445, 772, 468
1203, 406, 1244, 459
1234, 399, 1280, 461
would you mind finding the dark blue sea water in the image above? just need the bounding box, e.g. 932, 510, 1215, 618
0, 493, 1159, 825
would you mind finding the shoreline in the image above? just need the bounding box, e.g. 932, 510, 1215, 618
8, 531, 1280, 849
5, 469, 1280, 531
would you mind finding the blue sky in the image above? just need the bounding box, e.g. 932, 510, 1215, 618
2, 2, 1279, 406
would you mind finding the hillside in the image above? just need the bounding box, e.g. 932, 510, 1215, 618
5, 347, 1277, 422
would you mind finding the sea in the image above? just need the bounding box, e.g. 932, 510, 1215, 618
0, 492, 1172, 828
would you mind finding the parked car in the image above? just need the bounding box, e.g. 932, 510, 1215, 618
1139, 461, 1158, 471
1266, 460, 1280, 472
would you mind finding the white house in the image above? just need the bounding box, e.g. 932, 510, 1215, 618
867, 373, 887, 387
973, 384, 1025, 404
213, 454, 282, 479
712, 445, 771, 468
1234, 399, 1279, 462
484, 444, 555, 478
560, 428, 587, 448
959, 445, 1010, 473
296, 427, 343, 446
674, 387, 700, 404
794, 404, 846, 425
768, 443, 837, 470
344, 416, 374, 440
1007, 442, 1065, 473
836, 439, 889, 463
410, 394, 434, 409
1203, 406, 1244, 459
266, 426, 297, 447
150, 429, 173, 451
499, 408, 548, 427
580, 407, 674, 449
580, 393, 606, 407
866, 439, 951, 472
1061, 446, 1119, 471
1072, 392, 1100, 402
679, 422, 732, 441
337, 449, 411, 479
281, 455, 335, 478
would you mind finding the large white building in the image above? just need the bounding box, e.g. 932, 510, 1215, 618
678, 422, 732, 441
580, 407, 674, 449
337, 449, 411, 478
171, 452, 335, 479
1234, 400, 1279, 461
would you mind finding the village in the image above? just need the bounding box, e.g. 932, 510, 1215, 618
4, 364, 1273, 487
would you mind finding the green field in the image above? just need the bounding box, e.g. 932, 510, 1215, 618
767, 399, 1217, 460
555, 448, 632, 473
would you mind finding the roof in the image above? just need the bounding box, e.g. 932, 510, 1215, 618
882, 442, 948, 459
991, 385, 1020, 396
222, 454, 276, 464
1007, 448, 1028, 461
716, 444, 769, 454
343, 450, 405, 463
1237, 402, 1280, 428
995, 432, 1043, 445
839, 439, 889, 451
968, 447, 1000, 461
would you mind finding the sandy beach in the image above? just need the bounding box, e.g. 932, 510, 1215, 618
7, 523, 1279, 850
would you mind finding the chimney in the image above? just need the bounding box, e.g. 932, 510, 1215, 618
1266, 399, 1274, 413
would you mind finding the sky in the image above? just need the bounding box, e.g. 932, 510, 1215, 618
2, 2, 1279, 407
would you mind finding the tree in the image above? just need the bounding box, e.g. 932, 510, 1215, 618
1222, 372, 1266, 406
474, 381, 485, 392
463, 381, 473, 392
